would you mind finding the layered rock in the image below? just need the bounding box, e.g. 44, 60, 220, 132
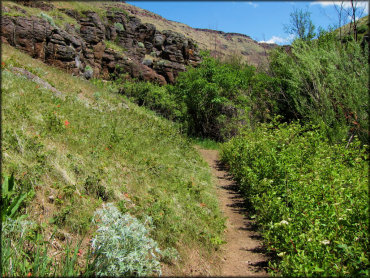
1, 3, 201, 85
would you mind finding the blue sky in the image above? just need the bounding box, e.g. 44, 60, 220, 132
126, 1, 369, 45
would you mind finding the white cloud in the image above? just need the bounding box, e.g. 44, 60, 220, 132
310, 1, 369, 11
259, 34, 295, 45
348, 14, 363, 21
247, 2, 258, 8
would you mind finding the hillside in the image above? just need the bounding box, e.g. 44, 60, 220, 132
2, 0, 275, 85
1, 43, 226, 276
334, 15, 369, 43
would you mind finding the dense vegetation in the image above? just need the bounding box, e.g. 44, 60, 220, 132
219, 23, 369, 276
270, 32, 368, 144
119, 14, 370, 276
111, 24, 370, 275
120, 30, 368, 146
120, 52, 276, 141
221, 120, 368, 276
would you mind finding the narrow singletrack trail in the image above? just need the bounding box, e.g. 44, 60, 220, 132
198, 148, 269, 277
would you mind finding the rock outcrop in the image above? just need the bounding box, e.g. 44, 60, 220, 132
1, 2, 201, 85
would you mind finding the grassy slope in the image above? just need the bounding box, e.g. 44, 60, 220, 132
334, 15, 369, 40
2, 43, 225, 275
2, 1, 80, 29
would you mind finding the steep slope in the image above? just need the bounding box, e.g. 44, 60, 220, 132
1, 43, 225, 276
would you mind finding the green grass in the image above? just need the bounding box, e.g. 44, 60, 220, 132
1, 43, 225, 275
3, 1, 80, 30
191, 137, 221, 150
52, 1, 108, 19
104, 40, 127, 53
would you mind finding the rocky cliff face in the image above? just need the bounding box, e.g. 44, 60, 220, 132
1, 1, 201, 85
117, 1, 278, 67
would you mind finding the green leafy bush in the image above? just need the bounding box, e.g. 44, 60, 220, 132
221, 120, 369, 276
118, 53, 277, 141
270, 34, 369, 143
170, 52, 276, 141
119, 81, 185, 121
91, 203, 162, 276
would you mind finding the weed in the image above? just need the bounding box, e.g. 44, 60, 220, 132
1, 218, 83, 276
1, 173, 32, 221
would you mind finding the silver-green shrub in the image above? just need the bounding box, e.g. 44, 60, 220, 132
91, 203, 162, 276
39, 12, 56, 27
114, 22, 124, 32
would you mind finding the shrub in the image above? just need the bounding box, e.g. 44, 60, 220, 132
119, 81, 185, 121
114, 22, 124, 32
91, 203, 162, 276
221, 120, 369, 276
270, 35, 369, 143
171, 52, 268, 141
357, 24, 367, 34
39, 12, 56, 27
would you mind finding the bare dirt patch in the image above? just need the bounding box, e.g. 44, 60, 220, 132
197, 148, 269, 277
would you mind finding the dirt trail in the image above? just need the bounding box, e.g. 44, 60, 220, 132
198, 148, 269, 277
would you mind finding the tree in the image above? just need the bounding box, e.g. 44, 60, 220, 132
347, 0, 366, 42
284, 8, 316, 41
333, 1, 347, 40
334, 0, 366, 42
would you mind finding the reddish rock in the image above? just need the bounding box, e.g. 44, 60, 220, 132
1, 5, 201, 84
93, 42, 106, 60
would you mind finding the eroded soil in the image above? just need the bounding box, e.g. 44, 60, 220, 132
198, 148, 269, 277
